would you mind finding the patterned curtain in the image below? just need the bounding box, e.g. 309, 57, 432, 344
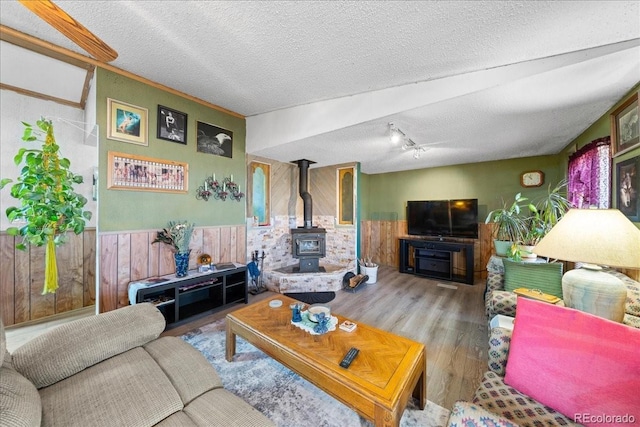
568, 136, 611, 208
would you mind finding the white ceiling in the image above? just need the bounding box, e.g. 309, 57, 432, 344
1, 1, 639, 173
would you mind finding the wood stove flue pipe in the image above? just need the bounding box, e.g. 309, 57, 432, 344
294, 159, 314, 229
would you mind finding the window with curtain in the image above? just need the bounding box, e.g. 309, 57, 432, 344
568, 136, 611, 208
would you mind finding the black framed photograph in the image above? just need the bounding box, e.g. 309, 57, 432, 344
157, 105, 187, 144
617, 155, 639, 221
196, 121, 233, 158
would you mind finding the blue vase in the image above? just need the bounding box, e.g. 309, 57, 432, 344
174, 251, 191, 277
291, 304, 302, 322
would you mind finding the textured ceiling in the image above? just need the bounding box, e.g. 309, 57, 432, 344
1, 1, 639, 173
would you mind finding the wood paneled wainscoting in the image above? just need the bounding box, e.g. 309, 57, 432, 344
99, 225, 246, 313
359, 221, 640, 283
0, 229, 96, 327
360, 220, 495, 281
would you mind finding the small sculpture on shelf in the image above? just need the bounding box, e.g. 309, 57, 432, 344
290, 303, 303, 323
313, 312, 330, 334
196, 174, 244, 202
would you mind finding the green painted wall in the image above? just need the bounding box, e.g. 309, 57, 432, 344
561, 82, 640, 227
362, 155, 564, 221
96, 68, 246, 231
360, 170, 370, 220
564, 82, 639, 154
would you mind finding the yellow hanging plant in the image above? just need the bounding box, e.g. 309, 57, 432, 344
1, 118, 92, 294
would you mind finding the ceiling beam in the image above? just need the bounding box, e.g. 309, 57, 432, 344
247, 38, 640, 153
0, 25, 245, 119
0, 82, 83, 109
18, 0, 118, 62
0, 24, 92, 70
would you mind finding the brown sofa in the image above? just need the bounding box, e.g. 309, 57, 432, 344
0, 303, 275, 427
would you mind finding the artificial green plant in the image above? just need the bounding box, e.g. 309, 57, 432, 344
152, 220, 195, 253
0, 118, 92, 294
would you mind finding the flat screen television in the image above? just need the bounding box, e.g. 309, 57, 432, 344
407, 199, 478, 238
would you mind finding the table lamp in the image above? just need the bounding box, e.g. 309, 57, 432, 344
533, 208, 640, 322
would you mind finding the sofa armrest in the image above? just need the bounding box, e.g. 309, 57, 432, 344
486, 272, 505, 294
486, 290, 518, 318
447, 401, 519, 427
1, 360, 42, 427
488, 327, 512, 376
11, 303, 165, 389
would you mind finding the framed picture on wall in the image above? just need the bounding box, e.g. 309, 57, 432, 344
106, 98, 148, 146
337, 166, 355, 225
249, 161, 271, 226
616, 155, 639, 222
196, 121, 233, 158
157, 105, 187, 144
107, 151, 188, 193
611, 92, 639, 157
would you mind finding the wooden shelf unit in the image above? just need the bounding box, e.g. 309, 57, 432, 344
133, 266, 247, 328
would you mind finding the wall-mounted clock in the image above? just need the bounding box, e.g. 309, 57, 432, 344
520, 170, 545, 187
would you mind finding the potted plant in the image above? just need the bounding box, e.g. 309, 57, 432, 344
516, 180, 572, 260
485, 193, 527, 257
0, 118, 92, 294
516, 205, 546, 260
533, 179, 572, 235
152, 220, 195, 277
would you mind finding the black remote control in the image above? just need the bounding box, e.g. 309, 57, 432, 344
340, 347, 359, 368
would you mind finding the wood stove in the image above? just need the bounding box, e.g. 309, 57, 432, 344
290, 159, 326, 273
291, 227, 326, 272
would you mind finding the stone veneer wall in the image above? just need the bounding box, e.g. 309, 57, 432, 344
246, 214, 357, 271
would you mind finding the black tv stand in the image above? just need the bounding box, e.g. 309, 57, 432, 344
131, 266, 247, 329
399, 238, 474, 285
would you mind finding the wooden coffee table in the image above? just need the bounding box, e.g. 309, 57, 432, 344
226, 295, 426, 426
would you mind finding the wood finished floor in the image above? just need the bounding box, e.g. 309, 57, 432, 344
163, 265, 489, 410
5, 266, 488, 411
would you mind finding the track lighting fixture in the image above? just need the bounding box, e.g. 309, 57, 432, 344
413, 146, 427, 159
388, 122, 406, 145
388, 122, 425, 160
402, 138, 417, 150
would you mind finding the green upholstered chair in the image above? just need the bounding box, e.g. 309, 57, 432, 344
485, 259, 564, 319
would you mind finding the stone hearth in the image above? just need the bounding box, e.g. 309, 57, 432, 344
263, 264, 353, 293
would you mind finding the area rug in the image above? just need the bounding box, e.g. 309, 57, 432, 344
181, 319, 450, 427
284, 291, 336, 304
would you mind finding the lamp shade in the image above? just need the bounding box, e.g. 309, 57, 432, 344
533, 209, 640, 269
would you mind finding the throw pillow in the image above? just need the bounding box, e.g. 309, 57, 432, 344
503, 259, 563, 298
504, 298, 640, 426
